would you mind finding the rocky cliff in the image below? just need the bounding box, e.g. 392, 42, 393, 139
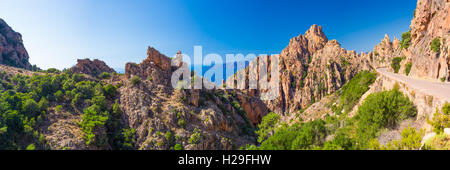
0, 18, 32, 69
408, 0, 449, 81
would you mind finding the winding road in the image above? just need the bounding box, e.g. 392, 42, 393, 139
376, 68, 450, 101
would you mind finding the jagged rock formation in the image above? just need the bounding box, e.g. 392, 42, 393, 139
408, 0, 449, 81
120, 47, 254, 150
364, 35, 403, 69
228, 25, 373, 120
71, 59, 116, 77
0, 18, 32, 69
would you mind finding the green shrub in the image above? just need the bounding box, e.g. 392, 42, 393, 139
26, 144, 36, 150
122, 128, 136, 148
178, 118, 186, 128
400, 30, 411, 49
130, 76, 141, 86
356, 89, 417, 148
258, 120, 327, 150
22, 99, 40, 116
165, 131, 173, 143
99, 72, 111, 79
46, 68, 60, 74
430, 38, 441, 53
391, 57, 403, 73
189, 131, 201, 144
80, 105, 109, 145
428, 103, 450, 134
404, 62, 412, 76
103, 84, 117, 98
174, 143, 183, 150
55, 105, 63, 112
255, 112, 280, 143
54, 90, 64, 102
385, 126, 424, 150
339, 71, 377, 114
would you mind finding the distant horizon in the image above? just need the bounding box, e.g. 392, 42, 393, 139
0, 0, 417, 70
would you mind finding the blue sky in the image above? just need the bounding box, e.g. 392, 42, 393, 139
0, 0, 417, 70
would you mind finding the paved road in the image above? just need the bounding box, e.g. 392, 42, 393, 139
377, 68, 450, 101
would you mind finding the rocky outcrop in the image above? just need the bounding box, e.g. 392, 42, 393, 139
408, 0, 449, 81
367, 35, 403, 69
0, 18, 32, 69
124, 46, 174, 85
71, 59, 116, 77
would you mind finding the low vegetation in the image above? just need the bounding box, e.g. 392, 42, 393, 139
356, 88, 417, 148
427, 102, 450, 134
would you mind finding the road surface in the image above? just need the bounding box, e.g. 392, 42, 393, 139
376, 68, 450, 101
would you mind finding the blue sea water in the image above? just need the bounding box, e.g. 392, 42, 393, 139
114, 62, 249, 85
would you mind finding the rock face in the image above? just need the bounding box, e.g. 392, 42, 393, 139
120, 47, 255, 150
408, 0, 449, 81
228, 25, 373, 120
124, 47, 174, 85
0, 18, 32, 69
71, 59, 116, 77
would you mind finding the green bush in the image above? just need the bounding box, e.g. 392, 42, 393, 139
339, 71, 377, 114
103, 84, 117, 98
178, 118, 186, 128
80, 105, 109, 145
428, 103, 450, 134
255, 112, 280, 143
189, 131, 201, 144
26, 144, 36, 150
22, 99, 40, 116
99, 72, 111, 79
356, 89, 417, 148
391, 57, 403, 73
54, 90, 64, 102
174, 143, 183, 150
258, 120, 327, 150
55, 105, 63, 112
121, 128, 136, 148
165, 131, 173, 143
404, 62, 412, 76
46, 68, 60, 74
400, 30, 411, 49
430, 38, 441, 53
130, 76, 141, 86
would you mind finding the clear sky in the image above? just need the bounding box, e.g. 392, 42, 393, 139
0, 0, 417, 70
